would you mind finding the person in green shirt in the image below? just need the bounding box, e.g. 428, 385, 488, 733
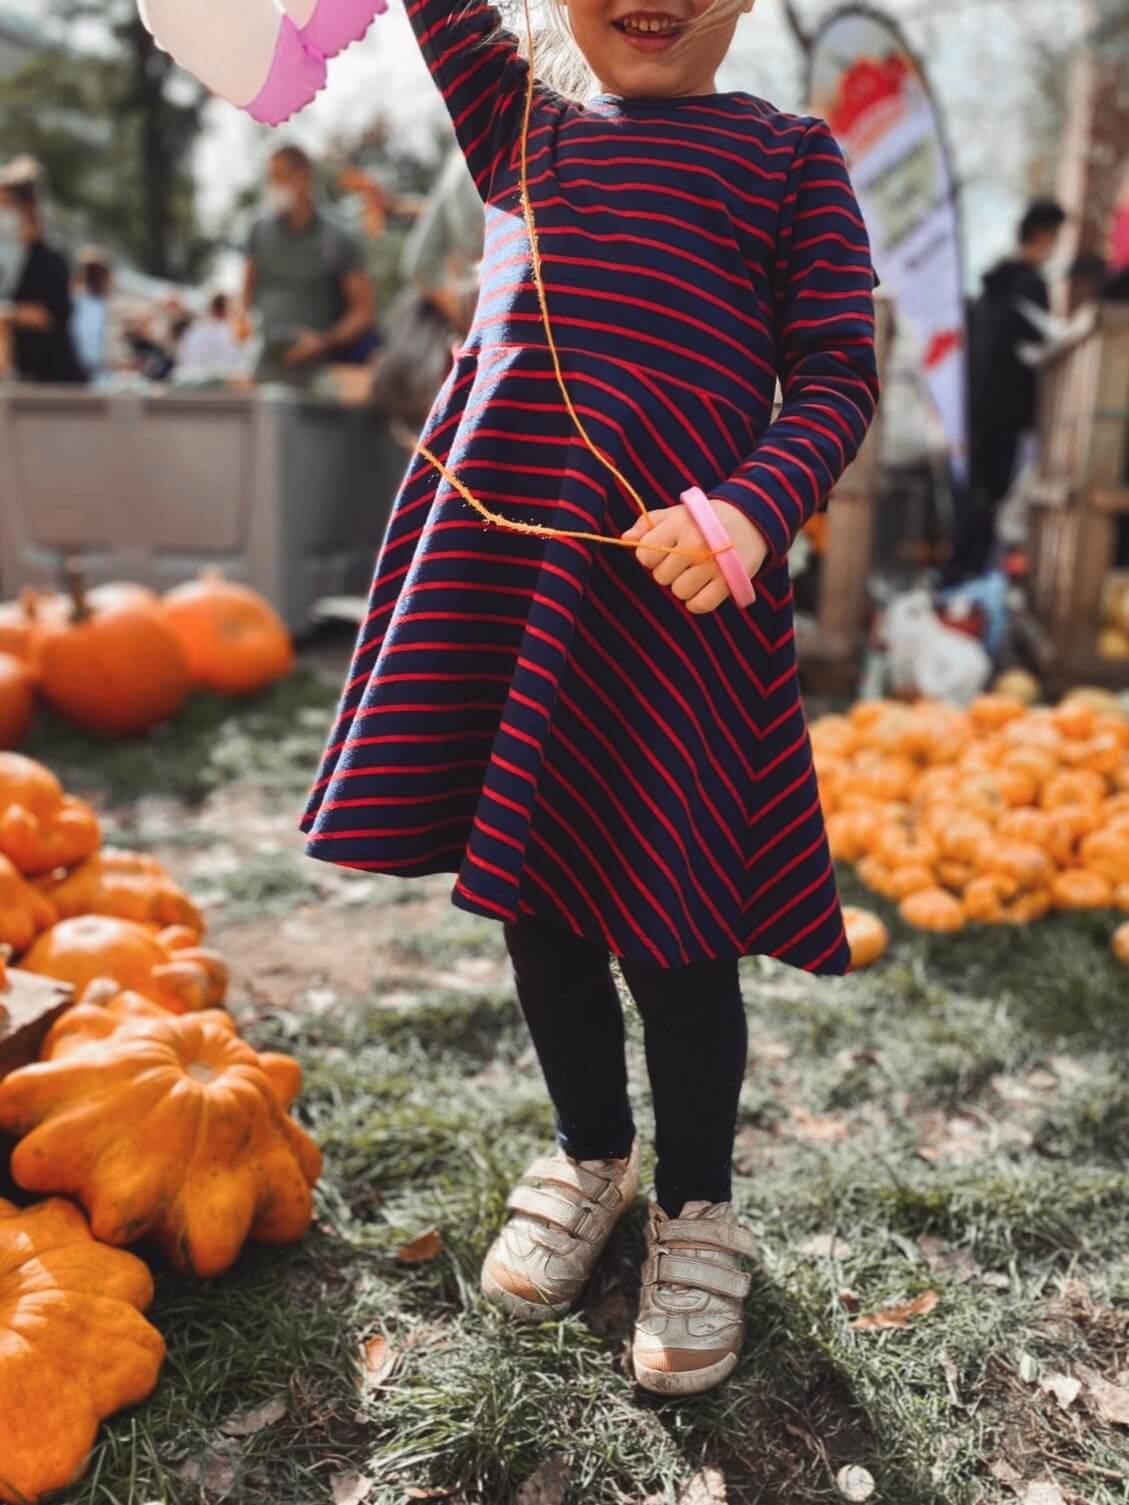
244, 144, 377, 388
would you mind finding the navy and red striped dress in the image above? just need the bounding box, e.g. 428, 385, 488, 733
301, 0, 879, 972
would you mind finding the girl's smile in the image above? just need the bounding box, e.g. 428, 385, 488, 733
562, 0, 753, 100
611, 9, 687, 52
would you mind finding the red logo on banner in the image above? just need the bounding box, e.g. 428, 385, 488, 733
828, 52, 911, 140
923, 327, 963, 369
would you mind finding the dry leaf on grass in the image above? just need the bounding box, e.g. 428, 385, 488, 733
1039, 1372, 1082, 1409
1022, 1482, 1067, 1505
404, 1490, 456, 1500
397, 1228, 443, 1263
849, 1290, 939, 1330
1079, 1366, 1129, 1426
786, 1108, 850, 1144
219, 1397, 287, 1437
839, 1288, 861, 1312
800, 1233, 853, 1260
677, 1467, 727, 1504
330, 1472, 372, 1505
989, 1459, 1023, 1487
835, 1464, 875, 1500
981, 1272, 1011, 1290
916, 1236, 977, 1282
175, 1439, 242, 1501
359, 1333, 399, 1388
514, 1455, 572, 1505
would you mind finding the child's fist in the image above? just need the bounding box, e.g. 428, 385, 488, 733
621, 499, 767, 614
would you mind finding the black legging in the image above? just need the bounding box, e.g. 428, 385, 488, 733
503, 912, 748, 1217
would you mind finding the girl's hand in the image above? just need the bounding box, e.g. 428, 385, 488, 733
621, 499, 768, 614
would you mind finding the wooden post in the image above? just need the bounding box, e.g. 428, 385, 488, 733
0, 955, 73, 1080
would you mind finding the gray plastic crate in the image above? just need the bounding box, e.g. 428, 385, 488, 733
0, 386, 405, 631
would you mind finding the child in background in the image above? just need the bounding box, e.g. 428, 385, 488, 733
303, 0, 878, 1394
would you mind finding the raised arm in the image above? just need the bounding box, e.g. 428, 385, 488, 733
406, 0, 531, 199
709, 118, 879, 568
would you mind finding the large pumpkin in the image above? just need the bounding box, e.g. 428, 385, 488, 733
39, 848, 205, 935
0, 752, 101, 875
20, 915, 227, 1013
41, 978, 304, 1111
38, 571, 191, 737
0, 652, 34, 749
0, 853, 57, 955
0, 1197, 165, 1505
843, 907, 889, 969
0, 1012, 322, 1278
163, 570, 293, 695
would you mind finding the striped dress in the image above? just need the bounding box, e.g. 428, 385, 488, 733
301, 0, 880, 973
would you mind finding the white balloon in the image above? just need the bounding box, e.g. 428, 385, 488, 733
277, 0, 389, 61
138, 0, 327, 122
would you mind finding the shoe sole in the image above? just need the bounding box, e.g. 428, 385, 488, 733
632, 1348, 739, 1396
479, 1260, 577, 1322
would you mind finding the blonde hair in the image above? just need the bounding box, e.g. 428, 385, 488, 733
501, 0, 749, 101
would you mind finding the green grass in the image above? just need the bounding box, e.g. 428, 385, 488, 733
13, 696, 1128, 1505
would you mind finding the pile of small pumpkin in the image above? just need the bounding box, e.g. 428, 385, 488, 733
0, 566, 294, 748
813, 689, 1129, 968
0, 753, 320, 1504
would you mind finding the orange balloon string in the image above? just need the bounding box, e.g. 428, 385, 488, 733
416, 0, 719, 567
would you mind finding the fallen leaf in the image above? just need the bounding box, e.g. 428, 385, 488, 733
981, 1271, 1011, 1290
786, 1108, 850, 1144
219, 1397, 287, 1437
1080, 1366, 1129, 1426
989, 1459, 1023, 1487
917, 1237, 977, 1282
515, 1455, 572, 1505
849, 1290, 939, 1331
175, 1439, 242, 1500
1023, 1482, 1067, 1505
1040, 1373, 1082, 1409
360, 1333, 399, 1388
397, 1228, 443, 1263
800, 1233, 853, 1260
930, 1434, 959, 1484
835, 1465, 875, 1501
331, 1472, 372, 1505
1019, 1352, 1040, 1384
404, 1491, 455, 1500
838, 1288, 860, 1313
677, 1467, 727, 1504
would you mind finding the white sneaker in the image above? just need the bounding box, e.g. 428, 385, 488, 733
480, 1137, 640, 1321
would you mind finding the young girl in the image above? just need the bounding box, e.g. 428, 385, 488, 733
302, 0, 878, 1395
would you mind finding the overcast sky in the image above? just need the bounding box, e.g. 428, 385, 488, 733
3, 0, 1085, 282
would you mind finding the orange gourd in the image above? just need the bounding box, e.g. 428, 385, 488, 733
1116, 883, 1129, 915
21, 915, 227, 1013
1079, 830, 1129, 887
0, 652, 33, 749
1041, 769, 1107, 810
1051, 869, 1114, 911
39, 848, 204, 934
162, 570, 293, 696
963, 874, 1020, 924
899, 887, 965, 933
38, 570, 191, 737
0, 853, 57, 954
1114, 922, 1129, 966
843, 907, 889, 969
0, 752, 101, 875
0, 1197, 165, 1505
979, 839, 1055, 891
0, 1012, 322, 1278
0, 588, 67, 675
969, 694, 1027, 731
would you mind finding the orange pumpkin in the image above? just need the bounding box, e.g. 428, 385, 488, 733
0, 1012, 321, 1278
85, 581, 162, 615
0, 587, 67, 675
843, 907, 889, 969
1051, 869, 1114, 911
1115, 883, 1129, 915
0, 1197, 165, 1505
1079, 830, 1129, 886
0, 652, 33, 749
41, 980, 303, 1110
979, 839, 1055, 892
0, 752, 101, 875
963, 874, 1020, 924
21, 915, 227, 1013
0, 853, 57, 954
1114, 922, 1129, 965
38, 570, 191, 737
39, 848, 204, 934
162, 571, 293, 696
969, 694, 1027, 731
899, 887, 965, 933
1041, 769, 1107, 810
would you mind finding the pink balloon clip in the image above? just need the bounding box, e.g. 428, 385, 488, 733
680, 487, 756, 609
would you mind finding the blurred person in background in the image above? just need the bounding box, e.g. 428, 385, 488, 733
177, 292, 245, 378
0, 155, 87, 384
71, 249, 113, 385
948, 198, 1067, 581
244, 143, 377, 387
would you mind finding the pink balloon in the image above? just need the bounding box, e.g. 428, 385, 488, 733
278, 0, 389, 59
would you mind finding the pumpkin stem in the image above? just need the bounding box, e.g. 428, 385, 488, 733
63, 559, 90, 622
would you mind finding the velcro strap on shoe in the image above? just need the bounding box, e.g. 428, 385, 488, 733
642, 1250, 752, 1300
523, 1155, 620, 1206
656, 1219, 758, 1258
506, 1183, 593, 1237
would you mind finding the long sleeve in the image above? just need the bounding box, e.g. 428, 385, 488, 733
405, 0, 531, 200
708, 118, 879, 569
